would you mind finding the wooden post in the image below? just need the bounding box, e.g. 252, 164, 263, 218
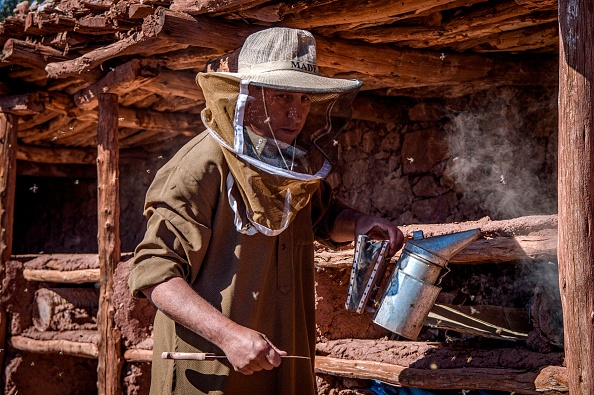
96, 93, 122, 395
558, 0, 594, 393
0, 112, 17, 389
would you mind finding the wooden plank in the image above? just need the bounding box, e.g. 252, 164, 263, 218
558, 0, 594, 393
23, 268, 100, 283
315, 356, 567, 394
9, 335, 98, 358
0, 112, 17, 391
96, 93, 122, 395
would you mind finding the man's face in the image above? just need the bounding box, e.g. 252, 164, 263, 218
244, 87, 312, 144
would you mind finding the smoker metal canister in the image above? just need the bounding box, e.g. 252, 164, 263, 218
373, 269, 441, 339
373, 228, 481, 340
397, 252, 443, 284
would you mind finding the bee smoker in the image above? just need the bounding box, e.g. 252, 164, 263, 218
372, 228, 481, 340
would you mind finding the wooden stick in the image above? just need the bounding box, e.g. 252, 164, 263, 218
162, 352, 226, 360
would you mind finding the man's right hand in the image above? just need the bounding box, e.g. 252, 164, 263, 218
144, 277, 287, 375
219, 324, 287, 375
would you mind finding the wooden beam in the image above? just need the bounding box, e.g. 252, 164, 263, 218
460, 23, 559, 53
514, 0, 557, 10
45, 31, 186, 80
141, 68, 205, 101
280, 0, 483, 30
142, 9, 257, 49
17, 145, 96, 164
16, 160, 96, 178
315, 356, 568, 394
170, 0, 270, 14
324, 1, 556, 50
0, 112, 17, 391
0, 92, 44, 115
1, 39, 72, 69
558, 0, 594, 393
0, 113, 17, 263
74, 59, 159, 111
96, 93, 122, 395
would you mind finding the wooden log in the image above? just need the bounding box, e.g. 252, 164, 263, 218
0, 309, 6, 387
514, 0, 557, 11
558, 0, 594, 393
74, 59, 159, 110
153, 46, 223, 70
33, 288, 99, 331
325, 1, 556, 50
9, 335, 98, 359
461, 23, 559, 53
129, 4, 155, 19
123, 348, 152, 362
281, 0, 482, 30
0, 112, 15, 390
170, 0, 269, 14
142, 9, 257, 49
23, 268, 100, 283
17, 145, 96, 165
96, 92, 122, 395
316, 339, 565, 371
45, 32, 185, 80
0, 92, 44, 115
0, 112, 17, 263
140, 68, 205, 101
1, 38, 72, 69
16, 161, 96, 178
315, 356, 568, 394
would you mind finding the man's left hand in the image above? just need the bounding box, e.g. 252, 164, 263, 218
354, 214, 404, 256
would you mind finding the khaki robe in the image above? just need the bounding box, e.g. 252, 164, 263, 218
129, 131, 347, 395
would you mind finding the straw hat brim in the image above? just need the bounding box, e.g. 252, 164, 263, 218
198, 70, 362, 93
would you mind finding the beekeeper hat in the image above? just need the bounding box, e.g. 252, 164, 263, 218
204, 27, 362, 93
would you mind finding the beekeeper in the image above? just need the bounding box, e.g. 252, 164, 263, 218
129, 27, 404, 395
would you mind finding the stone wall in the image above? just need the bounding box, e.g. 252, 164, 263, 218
331, 85, 558, 225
